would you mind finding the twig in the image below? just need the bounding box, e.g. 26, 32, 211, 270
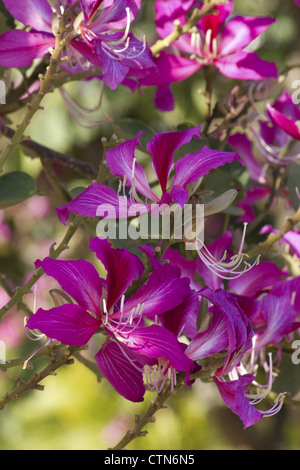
0, 346, 85, 410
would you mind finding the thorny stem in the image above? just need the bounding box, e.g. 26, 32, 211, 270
111, 378, 184, 450
150, 0, 228, 56
0, 346, 86, 411
0, 15, 78, 173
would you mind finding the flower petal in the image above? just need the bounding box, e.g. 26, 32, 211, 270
0, 30, 55, 68
147, 126, 202, 194
95, 340, 146, 402
215, 50, 278, 81
123, 263, 192, 318
220, 16, 276, 56
35, 257, 103, 317
106, 132, 159, 201
90, 237, 140, 311
214, 375, 264, 429
173, 146, 239, 189
26, 304, 101, 346
3, 0, 53, 32
56, 183, 131, 224
126, 324, 195, 373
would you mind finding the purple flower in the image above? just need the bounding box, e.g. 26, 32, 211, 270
26, 237, 196, 401
73, 0, 156, 89
0, 0, 155, 90
185, 287, 289, 428
56, 125, 239, 221
229, 92, 300, 171
156, 0, 277, 79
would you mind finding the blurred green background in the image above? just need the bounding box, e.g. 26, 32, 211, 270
1, 0, 300, 450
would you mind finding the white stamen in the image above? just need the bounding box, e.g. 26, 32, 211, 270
108, 7, 131, 46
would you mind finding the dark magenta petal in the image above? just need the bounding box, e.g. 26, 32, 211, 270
3, 0, 53, 32
214, 375, 264, 429
35, 257, 103, 317
95, 340, 146, 402
90, 237, 140, 311
186, 307, 229, 361
160, 290, 200, 338
0, 30, 55, 68
126, 324, 195, 373
26, 304, 101, 346
173, 146, 240, 189
147, 126, 202, 194
123, 263, 192, 318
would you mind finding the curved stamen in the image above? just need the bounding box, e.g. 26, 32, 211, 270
195, 223, 260, 279
107, 7, 131, 46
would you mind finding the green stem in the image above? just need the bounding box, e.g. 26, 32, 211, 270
0, 18, 77, 173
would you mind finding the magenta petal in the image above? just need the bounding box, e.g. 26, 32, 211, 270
256, 294, 297, 349
0, 30, 55, 68
90, 237, 139, 311
123, 263, 191, 318
95, 341, 146, 402
139, 51, 202, 87
56, 183, 129, 224
106, 132, 159, 201
214, 375, 264, 429
35, 257, 103, 317
228, 261, 286, 298
126, 324, 195, 373
215, 51, 278, 81
267, 103, 300, 141
220, 16, 276, 56
173, 146, 239, 189
228, 133, 267, 184
147, 126, 202, 193
26, 304, 101, 346
3, 0, 53, 32
186, 308, 229, 361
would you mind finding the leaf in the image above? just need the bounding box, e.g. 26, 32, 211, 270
287, 162, 300, 211
114, 118, 155, 147
0, 171, 36, 209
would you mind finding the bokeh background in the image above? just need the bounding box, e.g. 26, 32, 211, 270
1, 0, 300, 450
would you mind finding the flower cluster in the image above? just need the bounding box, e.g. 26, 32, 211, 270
1, 0, 300, 445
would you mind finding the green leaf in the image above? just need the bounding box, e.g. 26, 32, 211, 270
287, 162, 300, 211
0, 171, 36, 209
114, 118, 155, 146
